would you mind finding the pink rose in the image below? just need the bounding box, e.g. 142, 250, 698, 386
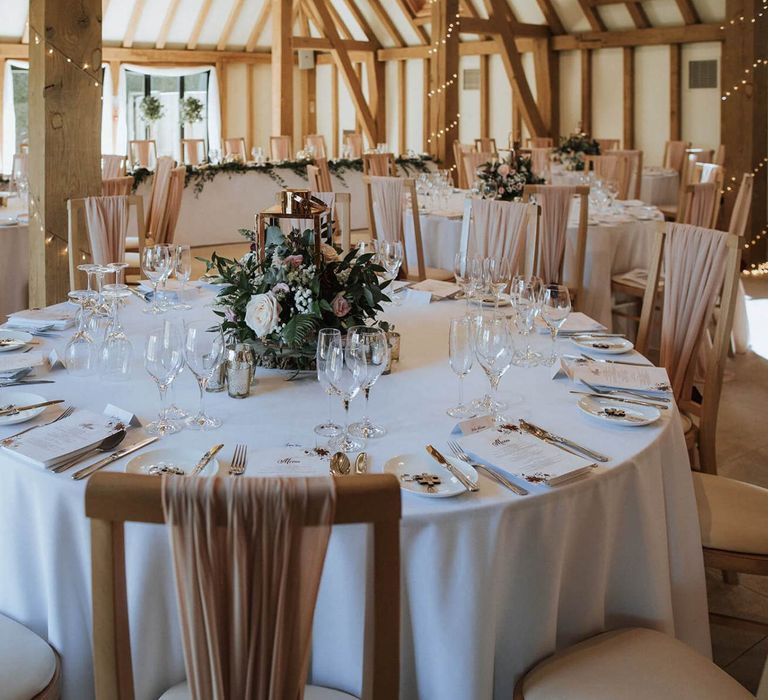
284, 254, 303, 268
497, 164, 511, 177
272, 282, 289, 295
332, 293, 351, 318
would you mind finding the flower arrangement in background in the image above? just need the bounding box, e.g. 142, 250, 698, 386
138, 95, 165, 124
473, 153, 544, 200
201, 227, 391, 370
553, 130, 601, 171
179, 96, 204, 126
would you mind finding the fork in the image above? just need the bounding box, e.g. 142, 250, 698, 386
447, 440, 528, 496
2, 405, 74, 441
229, 444, 248, 476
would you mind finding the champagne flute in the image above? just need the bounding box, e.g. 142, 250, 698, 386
347, 326, 389, 439
144, 322, 185, 435
172, 244, 193, 310
447, 317, 476, 418
183, 320, 225, 430
323, 336, 366, 452
315, 328, 343, 438
540, 284, 572, 366
474, 316, 515, 423
141, 245, 172, 314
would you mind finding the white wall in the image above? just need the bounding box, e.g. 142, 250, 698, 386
681, 42, 722, 150
635, 45, 670, 167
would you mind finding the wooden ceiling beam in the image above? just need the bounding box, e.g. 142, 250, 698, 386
292, 37, 377, 52
535, 0, 565, 34
123, 0, 146, 48
626, 3, 651, 28
367, 0, 407, 47
339, 0, 382, 47
156, 0, 181, 49
187, 0, 213, 50
246, 1, 271, 51
552, 22, 723, 49
393, 0, 430, 44
578, 0, 606, 31
327, 0, 355, 40
217, 0, 246, 51
675, 0, 700, 24
459, 17, 550, 37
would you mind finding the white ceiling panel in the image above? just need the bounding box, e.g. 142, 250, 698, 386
226, 0, 267, 48
0, 0, 27, 41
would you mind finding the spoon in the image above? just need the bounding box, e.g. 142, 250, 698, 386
354, 452, 368, 475
330, 451, 351, 476
49, 429, 127, 473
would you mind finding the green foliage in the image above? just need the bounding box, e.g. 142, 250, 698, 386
554, 130, 601, 171
139, 95, 165, 123
179, 96, 205, 125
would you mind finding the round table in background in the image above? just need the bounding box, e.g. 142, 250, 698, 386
0, 196, 29, 322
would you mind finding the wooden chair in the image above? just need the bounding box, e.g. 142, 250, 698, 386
474, 137, 497, 154
222, 137, 247, 161
312, 192, 352, 252
344, 132, 363, 158
584, 153, 632, 200
307, 157, 333, 192
523, 184, 589, 306
101, 154, 126, 179
461, 152, 494, 191
596, 138, 620, 152
270, 135, 293, 161
714, 144, 726, 166
662, 140, 691, 173
659, 151, 698, 221
452, 141, 475, 188
0, 613, 61, 700
513, 627, 754, 700
67, 194, 145, 290
614, 149, 644, 199
128, 140, 157, 169
363, 153, 397, 177
85, 472, 401, 700
688, 147, 715, 164
680, 165, 725, 229
363, 175, 453, 282
180, 139, 206, 165
305, 134, 327, 158
525, 137, 554, 148
102, 176, 134, 197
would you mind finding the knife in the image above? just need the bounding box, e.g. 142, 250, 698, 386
569, 391, 669, 410
426, 445, 479, 492
519, 420, 610, 463
71, 436, 159, 481
0, 380, 57, 387
0, 399, 64, 416
190, 444, 224, 476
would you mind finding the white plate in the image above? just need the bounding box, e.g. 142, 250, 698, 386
0, 391, 47, 425
0, 217, 18, 227
0, 329, 33, 352
384, 452, 478, 498
125, 447, 221, 477
570, 336, 634, 354
479, 294, 512, 308
577, 395, 660, 427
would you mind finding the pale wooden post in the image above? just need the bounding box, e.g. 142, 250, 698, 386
271, 0, 293, 138
429, 0, 460, 171
28, 0, 103, 306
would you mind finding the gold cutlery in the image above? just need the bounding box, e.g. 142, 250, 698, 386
0, 399, 64, 417
580, 379, 670, 402
426, 445, 478, 492
446, 440, 528, 496
569, 391, 669, 409
578, 353, 651, 367
190, 444, 224, 476
354, 452, 368, 474
0, 380, 56, 387
229, 444, 248, 476
330, 452, 351, 476
519, 420, 610, 463
50, 429, 127, 472
72, 436, 159, 481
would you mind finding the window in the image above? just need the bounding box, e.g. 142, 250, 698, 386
125, 70, 209, 163
11, 66, 28, 152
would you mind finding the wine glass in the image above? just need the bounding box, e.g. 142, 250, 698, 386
447, 317, 476, 418
466, 257, 485, 309
144, 322, 185, 435
64, 290, 98, 376
474, 316, 515, 423
171, 244, 193, 310
347, 326, 389, 439
483, 258, 512, 311
379, 240, 403, 305
141, 245, 172, 314
540, 284, 572, 366
454, 253, 475, 314
99, 285, 133, 381
323, 336, 366, 453
183, 321, 225, 430
314, 329, 343, 438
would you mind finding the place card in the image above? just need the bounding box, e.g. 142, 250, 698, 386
410, 279, 462, 299
0, 351, 45, 374
459, 424, 596, 486
451, 415, 495, 436
47, 349, 65, 370
104, 404, 143, 428
239, 446, 331, 478
556, 358, 672, 394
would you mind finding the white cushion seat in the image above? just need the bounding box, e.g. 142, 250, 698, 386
0, 612, 58, 700
159, 681, 357, 700
693, 472, 768, 555
518, 627, 754, 700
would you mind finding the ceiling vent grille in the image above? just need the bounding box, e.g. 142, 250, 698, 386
688, 60, 718, 89
463, 68, 480, 90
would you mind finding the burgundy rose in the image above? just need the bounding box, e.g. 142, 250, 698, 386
332, 293, 351, 318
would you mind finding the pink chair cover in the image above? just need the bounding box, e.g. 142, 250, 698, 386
686, 183, 718, 228
529, 148, 552, 180
345, 134, 363, 158
102, 176, 133, 197
527, 137, 553, 148
306, 135, 327, 158
365, 154, 393, 176
462, 152, 492, 188
270, 137, 292, 161
162, 476, 336, 700
535, 186, 576, 284
369, 176, 404, 242
469, 199, 530, 271
665, 141, 688, 172
101, 155, 125, 179
130, 141, 155, 168
84, 195, 129, 265
659, 223, 728, 399
182, 141, 206, 165
146, 157, 175, 243
159, 166, 186, 246
223, 138, 246, 160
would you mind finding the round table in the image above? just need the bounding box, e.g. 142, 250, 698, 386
0, 196, 29, 322
640, 167, 679, 206
0, 291, 710, 699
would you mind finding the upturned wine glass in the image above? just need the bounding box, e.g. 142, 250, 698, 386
99, 285, 133, 381
347, 326, 389, 439
183, 321, 225, 430
474, 316, 515, 423
512, 283, 541, 367
64, 290, 98, 376
323, 336, 366, 452
447, 317, 476, 418
141, 245, 172, 314
540, 284, 572, 366
144, 322, 185, 435
315, 328, 343, 438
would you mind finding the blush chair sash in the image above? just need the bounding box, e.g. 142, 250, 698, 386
369, 176, 404, 243
468, 199, 530, 272
84, 195, 130, 265
686, 183, 718, 228
146, 157, 175, 243
102, 177, 133, 197
536, 186, 576, 284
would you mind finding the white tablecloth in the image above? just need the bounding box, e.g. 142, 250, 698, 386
0, 291, 710, 699
0, 197, 29, 322
640, 168, 679, 206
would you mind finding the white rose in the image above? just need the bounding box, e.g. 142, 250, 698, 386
244, 292, 281, 338
320, 243, 339, 263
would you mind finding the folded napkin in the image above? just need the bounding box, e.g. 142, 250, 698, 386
7, 308, 75, 331
0, 351, 45, 376
557, 357, 672, 395
410, 279, 462, 299
537, 312, 605, 335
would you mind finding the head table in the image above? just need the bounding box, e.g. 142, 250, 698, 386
0, 286, 709, 699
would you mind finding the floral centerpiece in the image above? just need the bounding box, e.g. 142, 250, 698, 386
201, 227, 391, 371
553, 130, 601, 171
473, 153, 544, 200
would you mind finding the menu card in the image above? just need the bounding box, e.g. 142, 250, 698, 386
560, 358, 672, 395
537, 312, 605, 335
410, 279, 462, 299
459, 424, 595, 486
240, 446, 332, 478
1, 410, 124, 468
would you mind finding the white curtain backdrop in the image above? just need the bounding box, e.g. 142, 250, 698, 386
115, 64, 221, 159
2, 61, 114, 173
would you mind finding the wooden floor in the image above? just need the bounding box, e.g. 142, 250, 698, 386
192, 243, 768, 691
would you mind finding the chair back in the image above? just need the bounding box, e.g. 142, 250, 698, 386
687, 147, 715, 164
681, 183, 721, 228
270, 135, 292, 161
101, 155, 126, 179
314, 191, 351, 252
305, 134, 327, 158
67, 194, 145, 290
452, 141, 474, 188
157, 165, 185, 246
474, 137, 497, 155
181, 139, 206, 165
523, 185, 589, 300
526, 137, 553, 148
459, 198, 535, 276
85, 472, 401, 700
714, 144, 726, 166
585, 153, 632, 199
363, 153, 396, 177
145, 157, 175, 244
694, 162, 723, 185
307, 158, 332, 192
614, 149, 643, 199
222, 137, 247, 160
128, 140, 157, 169
727, 173, 754, 238
462, 152, 493, 191
596, 138, 620, 152
344, 133, 363, 158
663, 140, 691, 172
528, 148, 553, 181
102, 177, 134, 197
